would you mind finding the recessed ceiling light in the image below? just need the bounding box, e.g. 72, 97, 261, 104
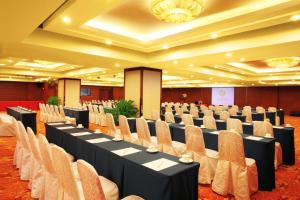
115, 63, 120, 67
291, 15, 300, 21
214, 65, 219, 69
251, 83, 254, 86
103, 71, 106, 74
297, 72, 300, 75
211, 33, 218, 39
0, 64, 5, 66
62, 16, 72, 24
71, 66, 75, 69
226, 52, 232, 57
230, 69, 233, 72
8, 59, 13, 63
189, 64, 194, 67
173, 60, 178, 64
240, 58, 246, 62
163, 44, 169, 49
269, 74, 273, 76
163, 70, 168, 74
105, 40, 112, 45
209, 77, 213, 80
190, 75, 194, 78
30, 68, 35, 71
241, 72, 245, 75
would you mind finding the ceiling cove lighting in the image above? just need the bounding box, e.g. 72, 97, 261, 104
62, 16, 72, 24
150, 0, 204, 23
291, 15, 300, 21
265, 57, 300, 68
211, 33, 218, 39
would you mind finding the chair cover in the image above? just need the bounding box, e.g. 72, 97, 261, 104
212, 130, 258, 200
106, 113, 119, 136
13, 118, 22, 167
136, 118, 157, 147
181, 114, 194, 125
165, 112, 175, 123
190, 107, 199, 118
27, 128, 43, 198
204, 110, 213, 117
226, 118, 243, 134
18, 121, 32, 180
228, 108, 237, 116
0, 115, 17, 136
242, 109, 252, 123
155, 120, 186, 156
175, 107, 183, 116
203, 116, 217, 130
119, 115, 138, 144
77, 159, 119, 200
220, 111, 229, 121
38, 134, 59, 200
185, 125, 218, 184
151, 110, 160, 120
99, 106, 107, 126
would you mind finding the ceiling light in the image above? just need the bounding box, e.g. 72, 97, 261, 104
163, 44, 169, 49
209, 77, 213, 80
214, 65, 219, 69
30, 68, 34, 71
230, 69, 233, 72
150, 0, 204, 23
0, 64, 5, 66
163, 70, 168, 74
62, 16, 72, 24
190, 75, 194, 78
240, 58, 246, 62
265, 57, 300, 68
226, 52, 232, 57
291, 15, 300, 21
297, 72, 300, 75
115, 63, 120, 67
8, 59, 13, 63
211, 33, 218, 39
241, 72, 245, 75
105, 40, 112, 45
189, 64, 194, 67
173, 60, 178, 64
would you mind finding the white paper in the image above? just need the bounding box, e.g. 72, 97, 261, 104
57, 126, 74, 130
48, 122, 64, 125
71, 132, 92, 136
273, 126, 284, 129
86, 138, 110, 143
210, 131, 220, 135
246, 136, 263, 141
143, 158, 178, 171
216, 119, 225, 122
111, 147, 141, 156
242, 122, 252, 125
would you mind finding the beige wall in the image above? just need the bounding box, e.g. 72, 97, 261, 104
57, 79, 65, 105
142, 70, 161, 119
58, 79, 80, 107
125, 70, 141, 112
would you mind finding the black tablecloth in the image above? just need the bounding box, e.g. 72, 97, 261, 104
7, 107, 37, 133
127, 118, 275, 191
46, 124, 199, 200
64, 108, 89, 128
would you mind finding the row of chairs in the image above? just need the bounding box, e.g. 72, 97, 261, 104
87, 104, 107, 126
39, 103, 76, 124
166, 112, 282, 170
104, 114, 257, 200
11, 118, 142, 200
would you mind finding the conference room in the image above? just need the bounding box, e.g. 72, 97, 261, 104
0, 0, 300, 199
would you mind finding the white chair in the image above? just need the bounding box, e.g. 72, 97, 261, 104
13, 118, 22, 168
253, 121, 282, 169
27, 128, 43, 198
59, 105, 76, 125
200, 105, 208, 112
268, 107, 280, 126
77, 159, 143, 200
136, 118, 157, 147
190, 106, 199, 118
151, 110, 161, 120
175, 107, 183, 116
181, 114, 194, 125
165, 111, 175, 123
185, 125, 218, 184
106, 113, 120, 136
155, 120, 186, 156
0, 115, 17, 136
204, 109, 213, 117
98, 106, 107, 126
119, 115, 139, 144
18, 121, 32, 180
38, 134, 59, 200
88, 104, 96, 123
227, 118, 243, 134
203, 116, 217, 130
242, 109, 252, 123
228, 108, 237, 116
212, 130, 258, 200
220, 111, 229, 121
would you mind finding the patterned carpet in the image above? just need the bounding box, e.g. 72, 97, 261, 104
0, 113, 300, 200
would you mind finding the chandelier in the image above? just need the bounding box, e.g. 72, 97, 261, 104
150, 0, 204, 23
265, 57, 300, 68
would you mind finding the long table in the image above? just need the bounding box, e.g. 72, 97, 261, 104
46, 123, 199, 200
7, 107, 37, 133
127, 118, 275, 191
64, 108, 89, 128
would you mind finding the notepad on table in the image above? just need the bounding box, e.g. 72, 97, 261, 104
86, 138, 110, 143
143, 158, 178, 171
111, 147, 141, 156
216, 119, 225, 122
48, 122, 64, 125
273, 126, 284, 129
242, 122, 252, 125
210, 131, 220, 135
57, 126, 74, 130
246, 136, 263, 141
71, 132, 92, 136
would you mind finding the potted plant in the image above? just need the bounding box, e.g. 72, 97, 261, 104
48, 96, 59, 105
104, 99, 138, 125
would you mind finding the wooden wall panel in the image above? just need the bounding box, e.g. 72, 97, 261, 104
245, 87, 278, 108
0, 81, 43, 101
278, 86, 300, 114
112, 87, 124, 100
